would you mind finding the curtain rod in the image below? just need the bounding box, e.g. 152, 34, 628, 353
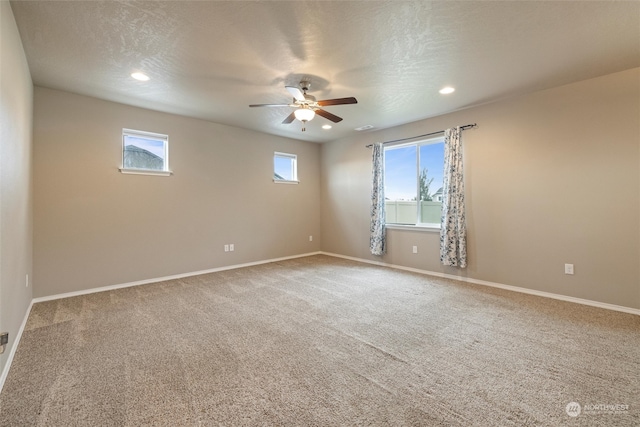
365, 123, 477, 148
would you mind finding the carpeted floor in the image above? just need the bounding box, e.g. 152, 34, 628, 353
0, 255, 638, 426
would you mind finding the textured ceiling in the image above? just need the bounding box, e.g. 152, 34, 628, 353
10, 1, 640, 143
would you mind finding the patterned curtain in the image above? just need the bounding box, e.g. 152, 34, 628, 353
370, 143, 386, 255
440, 127, 467, 267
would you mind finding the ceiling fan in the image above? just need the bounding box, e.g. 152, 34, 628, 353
249, 80, 357, 131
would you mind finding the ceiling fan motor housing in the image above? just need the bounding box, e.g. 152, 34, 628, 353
300, 80, 311, 92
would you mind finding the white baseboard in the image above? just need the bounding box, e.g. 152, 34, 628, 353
320, 251, 640, 316
3, 250, 637, 394
0, 299, 34, 394
32, 252, 323, 303
2, 252, 321, 394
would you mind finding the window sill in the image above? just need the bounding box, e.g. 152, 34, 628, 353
119, 168, 173, 177
386, 224, 440, 233
273, 179, 300, 185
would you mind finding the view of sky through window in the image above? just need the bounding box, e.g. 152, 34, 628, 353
274, 157, 292, 180
274, 153, 297, 181
385, 141, 444, 201
123, 136, 165, 158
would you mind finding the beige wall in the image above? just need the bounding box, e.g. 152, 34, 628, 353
23, 61, 640, 311
321, 68, 640, 310
33, 88, 321, 297
0, 2, 33, 376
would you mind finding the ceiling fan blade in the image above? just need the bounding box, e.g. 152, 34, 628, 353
249, 103, 293, 108
282, 111, 297, 124
317, 97, 358, 107
315, 108, 343, 123
285, 86, 305, 102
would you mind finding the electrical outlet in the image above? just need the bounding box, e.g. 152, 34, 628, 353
0, 332, 7, 355
229, 244, 234, 252
309, 235, 313, 242
224, 244, 229, 252
412, 246, 418, 254
564, 264, 574, 275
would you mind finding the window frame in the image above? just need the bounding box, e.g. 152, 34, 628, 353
120, 128, 171, 176
384, 135, 444, 231
273, 151, 299, 184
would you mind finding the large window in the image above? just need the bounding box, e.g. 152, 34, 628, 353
384, 136, 444, 227
274, 152, 298, 183
120, 129, 170, 176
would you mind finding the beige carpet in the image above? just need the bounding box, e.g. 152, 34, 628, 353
0, 255, 638, 426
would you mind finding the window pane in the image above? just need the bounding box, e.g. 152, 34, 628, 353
274, 157, 291, 180
383, 138, 444, 227
384, 145, 417, 225
274, 153, 297, 181
123, 135, 166, 171
419, 142, 444, 224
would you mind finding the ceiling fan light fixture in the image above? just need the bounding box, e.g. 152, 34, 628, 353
294, 108, 315, 122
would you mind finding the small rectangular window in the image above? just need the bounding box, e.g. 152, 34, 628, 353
384, 136, 444, 228
274, 152, 298, 183
120, 129, 170, 176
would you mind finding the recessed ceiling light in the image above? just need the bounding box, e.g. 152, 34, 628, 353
322, 124, 332, 130
355, 125, 374, 131
439, 86, 455, 94
131, 72, 150, 81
